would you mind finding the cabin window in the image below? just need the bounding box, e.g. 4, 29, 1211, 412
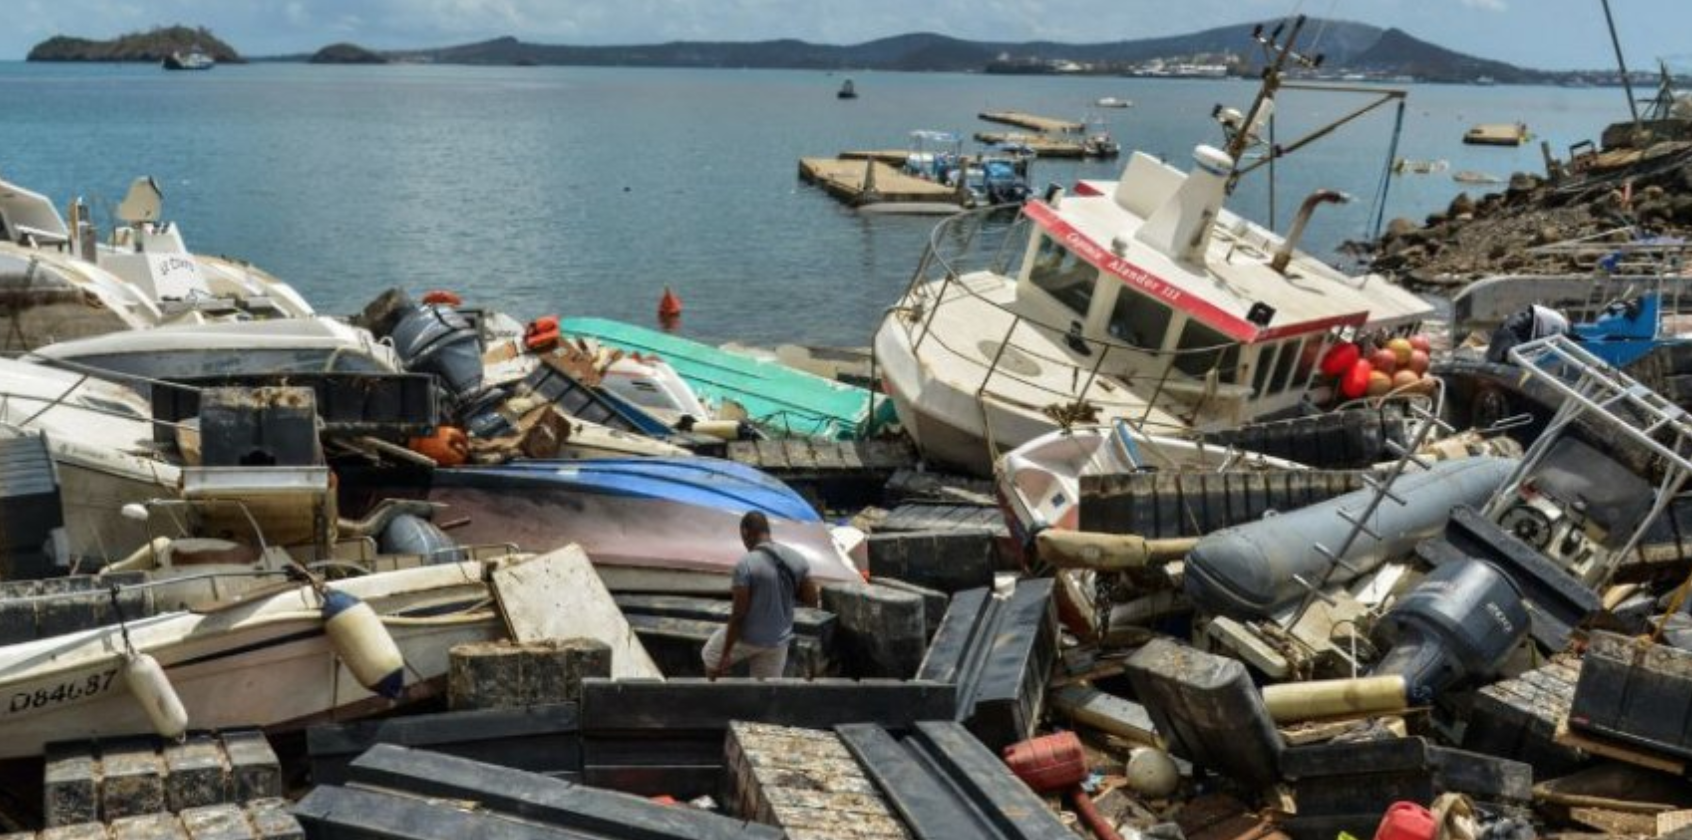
1172, 320, 1239, 382
1106, 290, 1173, 350
1252, 345, 1277, 396
1027, 237, 1096, 318
1269, 338, 1301, 393
1295, 338, 1322, 389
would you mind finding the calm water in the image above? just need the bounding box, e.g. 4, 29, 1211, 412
0, 62, 1632, 346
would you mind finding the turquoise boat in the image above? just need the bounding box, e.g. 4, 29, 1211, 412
560, 317, 895, 440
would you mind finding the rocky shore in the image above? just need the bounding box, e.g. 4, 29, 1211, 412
1366, 142, 1692, 291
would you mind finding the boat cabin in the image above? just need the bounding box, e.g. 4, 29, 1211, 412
1006, 148, 1430, 420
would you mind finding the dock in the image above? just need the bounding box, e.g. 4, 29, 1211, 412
972, 131, 1088, 158
838, 149, 913, 165
1463, 122, 1528, 146
978, 111, 1084, 134
797, 157, 961, 207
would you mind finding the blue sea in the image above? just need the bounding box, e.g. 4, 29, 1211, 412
0, 62, 1631, 346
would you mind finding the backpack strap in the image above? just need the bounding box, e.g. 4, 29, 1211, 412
753, 545, 799, 600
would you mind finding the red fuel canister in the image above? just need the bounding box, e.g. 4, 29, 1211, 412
1373, 802, 1436, 840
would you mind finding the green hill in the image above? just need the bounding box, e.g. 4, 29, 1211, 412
27, 26, 242, 63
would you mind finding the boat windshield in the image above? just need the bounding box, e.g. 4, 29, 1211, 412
1172, 319, 1239, 381
1027, 236, 1096, 318
1106, 289, 1172, 349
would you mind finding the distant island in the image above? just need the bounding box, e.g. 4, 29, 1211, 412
27, 25, 242, 63
310, 43, 388, 65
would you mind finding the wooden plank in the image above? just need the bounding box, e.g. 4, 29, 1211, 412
781, 439, 816, 471
810, 442, 845, 471
1555, 719, 1686, 775
580, 678, 955, 732
490, 546, 663, 680
753, 439, 787, 470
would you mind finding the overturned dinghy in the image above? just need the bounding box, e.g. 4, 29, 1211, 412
0, 560, 502, 760
427, 458, 862, 592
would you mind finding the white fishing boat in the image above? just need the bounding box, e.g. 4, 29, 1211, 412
28, 316, 401, 392
997, 422, 1306, 541
0, 175, 313, 352
0, 358, 179, 563
872, 20, 1433, 475
0, 559, 502, 760
1095, 97, 1133, 109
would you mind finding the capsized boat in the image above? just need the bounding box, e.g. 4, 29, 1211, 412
423, 458, 862, 592
0, 175, 312, 352
0, 559, 500, 760
562, 317, 894, 440
873, 24, 1432, 476
997, 421, 1307, 542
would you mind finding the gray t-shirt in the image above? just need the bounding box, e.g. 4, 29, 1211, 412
731, 541, 811, 647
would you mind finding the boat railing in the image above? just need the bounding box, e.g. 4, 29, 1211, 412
889, 206, 1248, 435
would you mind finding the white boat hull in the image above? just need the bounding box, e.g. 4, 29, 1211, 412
0, 562, 499, 759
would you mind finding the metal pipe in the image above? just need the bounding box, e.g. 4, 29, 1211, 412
1271, 190, 1349, 274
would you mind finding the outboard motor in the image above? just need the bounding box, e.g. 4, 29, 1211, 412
1370, 559, 1529, 703
388, 301, 506, 428
377, 513, 464, 565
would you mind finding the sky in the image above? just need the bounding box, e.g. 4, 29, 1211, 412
3, 0, 1688, 70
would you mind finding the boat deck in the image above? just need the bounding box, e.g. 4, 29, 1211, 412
978, 111, 1084, 133
797, 157, 962, 207
973, 132, 1087, 158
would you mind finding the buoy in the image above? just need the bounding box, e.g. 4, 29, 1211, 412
1408, 349, 1430, 375
321, 590, 405, 699
658, 287, 683, 321
1393, 370, 1421, 389
1408, 334, 1432, 354
1366, 370, 1393, 397
524, 315, 562, 352
1387, 337, 1414, 366
421, 289, 463, 306
1368, 348, 1398, 376
1319, 342, 1359, 377
408, 426, 469, 466
687, 419, 744, 441
1340, 358, 1373, 399
1125, 747, 1179, 798
124, 652, 188, 739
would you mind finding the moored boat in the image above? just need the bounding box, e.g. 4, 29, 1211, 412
163, 50, 214, 70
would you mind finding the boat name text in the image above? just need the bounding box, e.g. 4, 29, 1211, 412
1062, 231, 1183, 303
8, 668, 118, 714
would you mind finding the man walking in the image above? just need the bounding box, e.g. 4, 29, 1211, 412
703, 511, 820, 679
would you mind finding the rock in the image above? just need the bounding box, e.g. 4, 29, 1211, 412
1533, 226, 1561, 245
1424, 212, 1447, 227
1448, 193, 1476, 218
1507, 172, 1542, 194
1642, 184, 1667, 202
1385, 218, 1419, 238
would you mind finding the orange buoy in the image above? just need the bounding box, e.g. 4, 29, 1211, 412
524, 315, 562, 352
421, 289, 463, 306
409, 426, 469, 466
1319, 342, 1359, 377
658, 287, 683, 322
1340, 358, 1373, 399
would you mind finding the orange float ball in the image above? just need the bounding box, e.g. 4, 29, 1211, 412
1392, 370, 1420, 389
1409, 334, 1433, 354
1366, 370, 1394, 397
1340, 359, 1373, 399
1387, 337, 1414, 365
1408, 349, 1430, 375
1369, 348, 1398, 375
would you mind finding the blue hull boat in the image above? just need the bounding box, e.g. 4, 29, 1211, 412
429, 458, 860, 591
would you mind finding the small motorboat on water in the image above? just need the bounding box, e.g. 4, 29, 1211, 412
838, 79, 858, 99
1095, 97, 1133, 109
163, 50, 215, 70
423, 457, 863, 592
0, 175, 312, 352
0, 559, 501, 760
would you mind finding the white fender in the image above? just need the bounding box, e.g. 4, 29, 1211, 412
1125, 747, 1179, 798
321, 590, 405, 699
124, 652, 188, 739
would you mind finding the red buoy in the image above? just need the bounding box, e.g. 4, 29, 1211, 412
1340, 358, 1374, 399
658, 287, 683, 320
422, 289, 463, 306
1319, 342, 1360, 377
1373, 802, 1436, 840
